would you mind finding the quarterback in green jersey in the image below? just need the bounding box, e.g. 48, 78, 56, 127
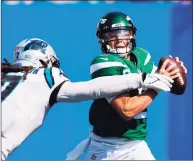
66, 12, 186, 160
87, 12, 182, 160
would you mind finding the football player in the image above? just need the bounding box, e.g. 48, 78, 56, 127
1, 38, 173, 160
66, 12, 187, 160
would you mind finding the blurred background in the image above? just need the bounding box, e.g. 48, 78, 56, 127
2, 0, 192, 160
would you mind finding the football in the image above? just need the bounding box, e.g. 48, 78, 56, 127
158, 56, 187, 95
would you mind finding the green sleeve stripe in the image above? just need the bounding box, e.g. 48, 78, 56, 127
143, 59, 153, 73
90, 62, 127, 74
91, 66, 122, 79
144, 52, 151, 65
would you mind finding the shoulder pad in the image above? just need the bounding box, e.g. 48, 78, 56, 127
132, 47, 153, 73
132, 47, 150, 57
90, 55, 127, 77
44, 67, 69, 88
90, 54, 121, 65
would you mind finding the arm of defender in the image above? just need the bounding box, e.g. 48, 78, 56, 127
51, 74, 144, 104
49, 68, 173, 105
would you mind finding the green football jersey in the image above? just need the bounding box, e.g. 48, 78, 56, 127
90, 47, 154, 140
90, 47, 153, 78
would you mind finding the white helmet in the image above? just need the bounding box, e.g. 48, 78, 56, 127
13, 38, 60, 68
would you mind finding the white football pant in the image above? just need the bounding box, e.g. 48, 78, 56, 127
85, 139, 155, 160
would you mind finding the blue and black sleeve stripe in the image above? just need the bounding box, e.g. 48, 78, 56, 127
49, 81, 66, 106
44, 68, 55, 88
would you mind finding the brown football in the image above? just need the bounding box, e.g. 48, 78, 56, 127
158, 57, 187, 95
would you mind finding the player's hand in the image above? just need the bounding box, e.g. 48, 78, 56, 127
169, 55, 187, 74
157, 59, 180, 80
142, 73, 174, 93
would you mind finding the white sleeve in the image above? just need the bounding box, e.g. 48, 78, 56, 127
51, 67, 69, 84
53, 73, 143, 103
105, 64, 158, 104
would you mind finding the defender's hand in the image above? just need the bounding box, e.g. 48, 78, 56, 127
142, 73, 174, 93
